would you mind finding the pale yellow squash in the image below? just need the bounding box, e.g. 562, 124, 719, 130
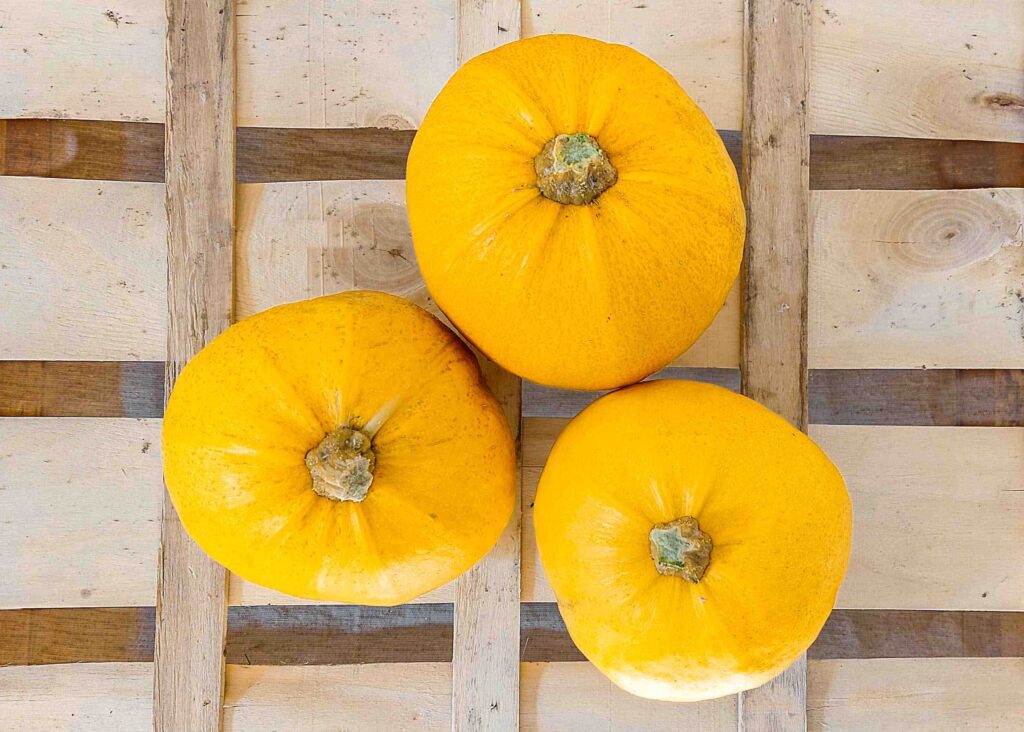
407, 34, 744, 390
534, 380, 852, 701
162, 291, 515, 606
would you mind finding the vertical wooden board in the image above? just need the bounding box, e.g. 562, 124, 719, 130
810, 189, 1024, 369
236, 0, 457, 128
522, 0, 744, 130
0, 663, 152, 731
235, 181, 433, 318
0, 0, 164, 121
739, 0, 810, 727
451, 5, 522, 731
807, 658, 1024, 731
223, 664, 452, 730
811, 0, 1024, 143
521, 663, 737, 731
815, 425, 1024, 612
155, 0, 235, 729
0, 418, 161, 609
0, 178, 165, 361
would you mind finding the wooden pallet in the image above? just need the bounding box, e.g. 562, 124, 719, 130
1, 0, 1022, 730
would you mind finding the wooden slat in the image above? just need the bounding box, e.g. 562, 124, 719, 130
0, 177, 166, 361
810, 188, 1024, 369
739, 0, 811, 726
810, 0, 1024, 143
521, 663, 737, 731
0, 418, 162, 609
450, 7, 523, 731
0, 663, 153, 731
5, 363, 1021, 426
4, 605, 1024, 667
0, 362, 163, 417
154, 0, 235, 729
6, 119, 1022, 189
807, 658, 1024, 731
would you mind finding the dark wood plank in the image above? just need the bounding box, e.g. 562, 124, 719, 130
4, 363, 1020, 425
3, 605, 1021, 666
0, 361, 163, 417
4, 119, 1020, 190
810, 136, 1024, 190
235, 126, 415, 182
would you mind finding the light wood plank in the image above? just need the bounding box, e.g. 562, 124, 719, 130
522, 419, 1024, 611
229, 577, 455, 605
522, 662, 737, 731
810, 0, 1024, 143
0, 178, 165, 361
450, 7, 523, 731
223, 664, 452, 730
819, 425, 1024, 612
808, 658, 1024, 731
0, 663, 153, 731
0, 418, 161, 609
810, 188, 1024, 369
739, 0, 811, 726
155, 0, 235, 729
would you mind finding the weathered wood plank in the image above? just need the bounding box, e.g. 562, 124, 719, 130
4, 363, 1021, 426
739, 0, 811, 726
6, 119, 1021, 189
450, 6, 523, 731
0, 418, 162, 610
810, 189, 1024, 369
807, 658, 1024, 731
4, 605, 1024, 667
0, 177, 166, 361
154, 0, 235, 729
0, 362, 164, 418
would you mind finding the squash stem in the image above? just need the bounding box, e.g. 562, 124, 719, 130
534, 132, 618, 205
650, 516, 712, 582
305, 426, 376, 502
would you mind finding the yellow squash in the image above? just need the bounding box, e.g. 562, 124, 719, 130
534, 380, 852, 701
407, 34, 744, 390
162, 291, 515, 606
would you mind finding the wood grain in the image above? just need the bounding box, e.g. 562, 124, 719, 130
154, 0, 235, 729
4, 605, 1024, 667
739, 0, 811, 726
5, 119, 1022, 189
4, 363, 1021, 426
807, 658, 1024, 731
0, 418, 162, 609
450, 5, 523, 731
0, 362, 163, 417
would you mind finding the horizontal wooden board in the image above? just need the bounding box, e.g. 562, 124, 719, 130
0, 418, 161, 609
808, 658, 1024, 731
4, 604, 1023, 666
10, 180, 1019, 369
810, 188, 1024, 369
5, 362, 1022, 426
6, 119, 1023, 189
0, 361, 163, 418
0, 663, 152, 731
5, 659, 1018, 730
523, 422, 1024, 609
0, 177, 165, 361
6, 2, 1020, 142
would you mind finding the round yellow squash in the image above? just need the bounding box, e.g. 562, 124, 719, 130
407, 34, 744, 390
162, 291, 515, 606
534, 380, 852, 702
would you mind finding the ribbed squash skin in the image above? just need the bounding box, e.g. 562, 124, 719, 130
534, 380, 852, 701
162, 291, 515, 606
407, 34, 744, 390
